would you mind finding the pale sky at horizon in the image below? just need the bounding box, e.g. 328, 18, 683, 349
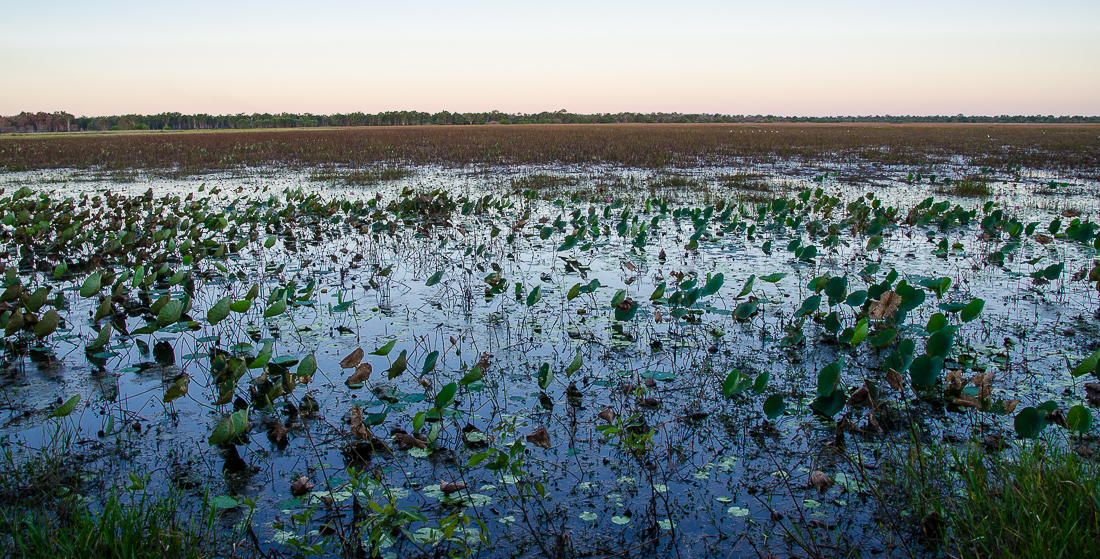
2, 0, 1098, 117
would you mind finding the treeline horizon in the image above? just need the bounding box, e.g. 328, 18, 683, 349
3, 109, 1099, 134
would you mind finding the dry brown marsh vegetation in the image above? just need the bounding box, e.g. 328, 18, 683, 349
2, 123, 1098, 172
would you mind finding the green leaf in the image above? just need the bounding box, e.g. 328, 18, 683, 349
79, 273, 102, 298
845, 290, 868, 307
371, 339, 397, 356
526, 285, 542, 307
208, 415, 235, 445
33, 309, 59, 339
926, 330, 952, 359
422, 350, 439, 375
701, 273, 725, 297
871, 328, 896, 349
86, 323, 112, 350
567, 283, 581, 301
722, 370, 747, 397
426, 271, 444, 287
1066, 405, 1093, 433
459, 366, 483, 386
297, 354, 317, 379
163, 375, 191, 404
207, 296, 231, 326
926, 313, 948, 333
51, 394, 80, 418
263, 297, 286, 318
760, 273, 787, 283
794, 295, 821, 318
909, 354, 942, 387
230, 408, 249, 437
264, 235, 276, 248
436, 382, 458, 410
752, 370, 769, 395
848, 318, 868, 346
229, 299, 252, 313
610, 289, 627, 307
816, 358, 845, 398
388, 350, 408, 379
763, 394, 785, 419
210, 495, 240, 509
736, 275, 754, 298
1072, 348, 1100, 378
537, 363, 553, 390
1013, 407, 1047, 439
565, 349, 583, 377
157, 300, 183, 327
865, 236, 883, 251
812, 388, 846, 417
733, 300, 759, 320
650, 282, 666, 301
960, 299, 985, 323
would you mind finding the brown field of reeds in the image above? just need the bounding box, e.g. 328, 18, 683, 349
2, 123, 1098, 172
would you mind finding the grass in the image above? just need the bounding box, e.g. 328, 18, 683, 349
0, 423, 215, 559
509, 173, 580, 190
1, 123, 1098, 171
309, 166, 413, 185
884, 436, 1100, 559
938, 176, 993, 197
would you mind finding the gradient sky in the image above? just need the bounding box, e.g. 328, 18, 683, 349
2, 0, 1098, 116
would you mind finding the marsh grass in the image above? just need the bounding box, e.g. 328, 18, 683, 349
0, 423, 215, 559
937, 176, 993, 197
309, 166, 413, 185
884, 436, 1100, 559
647, 173, 700, 189
509, 173, 580, 190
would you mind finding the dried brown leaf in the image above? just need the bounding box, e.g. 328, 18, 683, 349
1033, 234, 1053, 245
440, 481, 466, 495
394, 433, 426, 450
886, 368, 903, 391
268, 420, 288, 445
349, 406, 371, 441
345, 363, 372, 386
526, 426, 552, 449
868, 291, 901, 320
339, 348, 365, 369
597, 408, 616, 424
810, 471, 834, 493
953, 393, 982, 409
291, 476, 314, 496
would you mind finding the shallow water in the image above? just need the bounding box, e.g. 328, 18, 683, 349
0, 162, 1097, 557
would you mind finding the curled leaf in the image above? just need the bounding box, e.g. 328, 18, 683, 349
526, 426, 552, 449
339, 348, 364, 369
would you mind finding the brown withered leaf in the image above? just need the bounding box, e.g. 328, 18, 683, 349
886, 368, 903, 391
809, 471, 834, 493
339, 348, 364, 369
268, 420, 288, 445
1085, 383, 1100, 407
868, 291, 901, 320
345, 363, 372, 386
654, 310, 663, 323
971, 372, 994, 400
953, 393, 982, 409
623, 261, 636, 272
526, 426, 552, 449
349, 406, 371, 441
394, 433, 426, 450
1033, 234, 1053, 245
1002, 399, 1020, 414
1062, 208, 1082, 218
475, 352, 491, 371
598, 408, 616, 424
945, 369, 965, 393
846, 384, 871, 408
440, 481, 466, 495
291, 476, 314, 496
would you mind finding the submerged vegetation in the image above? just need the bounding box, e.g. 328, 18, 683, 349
0, 126, 1097, 557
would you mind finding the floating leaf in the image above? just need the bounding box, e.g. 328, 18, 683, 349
760, 273, 787, 283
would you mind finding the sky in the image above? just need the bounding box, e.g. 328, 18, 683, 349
2, 0, 1098, 117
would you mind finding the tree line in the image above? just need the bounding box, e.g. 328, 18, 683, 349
3, 110, 1098, 133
